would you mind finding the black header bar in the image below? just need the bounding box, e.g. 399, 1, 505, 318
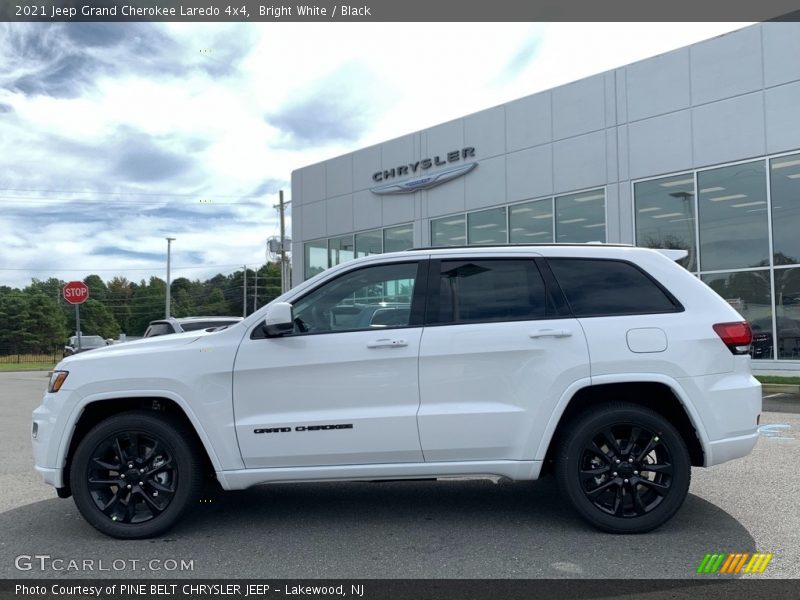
2, 0, 800, 22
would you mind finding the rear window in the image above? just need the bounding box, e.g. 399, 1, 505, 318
548, 258, 680, 317
144, 323, 175, 337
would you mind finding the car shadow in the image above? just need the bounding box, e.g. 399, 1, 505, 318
0, 478, 756, 579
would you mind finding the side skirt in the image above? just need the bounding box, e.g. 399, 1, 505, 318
216, 460, 543, 490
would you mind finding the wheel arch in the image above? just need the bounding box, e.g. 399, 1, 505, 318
58, 393, 219, 497
538, 378, 707, 474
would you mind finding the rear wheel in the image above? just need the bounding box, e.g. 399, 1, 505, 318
70, 411, 203, 539
555, 402, 691, 533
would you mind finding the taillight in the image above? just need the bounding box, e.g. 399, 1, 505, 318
713, 321, 752, 355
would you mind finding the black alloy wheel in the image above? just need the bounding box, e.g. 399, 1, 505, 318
86, 431, 177, 524
556, 402, 691, 533
70, 411, 203, 539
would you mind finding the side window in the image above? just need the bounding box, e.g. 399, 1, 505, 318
430, 259, 548, 325
291, 262, 419, 334
145, 323, 173, 337
548, 258, 680, 317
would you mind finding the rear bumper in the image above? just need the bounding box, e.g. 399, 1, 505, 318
707, 431, 760, 466
678, 369, 761, 466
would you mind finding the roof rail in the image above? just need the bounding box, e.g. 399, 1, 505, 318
408, 242, 634, 251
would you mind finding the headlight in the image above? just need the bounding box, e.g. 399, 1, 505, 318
48, 370, 69, 393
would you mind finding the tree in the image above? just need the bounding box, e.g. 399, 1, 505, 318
107, 277, 133, 334
21, 293, 68, 352
83, 275, 109, 302
129, 277, 166, 335
78, 299, 120, 339
0, 292, 33, 352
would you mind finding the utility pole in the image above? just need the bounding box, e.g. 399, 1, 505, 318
165, 237, 175, 318
253, 267, 258, 312
274, 190, 292, 293
242, 265, 247, 317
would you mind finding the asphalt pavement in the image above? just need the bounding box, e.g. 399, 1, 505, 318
1, 371, 797, 579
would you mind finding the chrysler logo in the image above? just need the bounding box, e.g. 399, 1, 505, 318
371, 162, 477, 195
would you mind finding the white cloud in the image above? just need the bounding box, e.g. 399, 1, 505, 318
0, 22, 751, 289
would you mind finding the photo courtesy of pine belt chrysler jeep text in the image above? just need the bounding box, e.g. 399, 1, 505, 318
32, 245, 762, 538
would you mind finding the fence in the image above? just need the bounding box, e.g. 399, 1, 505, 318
0, 344, 63, 365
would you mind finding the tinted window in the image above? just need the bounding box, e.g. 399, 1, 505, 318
292, 262, 419, 334
431, 259, 547, 325
144, 323, 175, 337
548, 259, 679, 317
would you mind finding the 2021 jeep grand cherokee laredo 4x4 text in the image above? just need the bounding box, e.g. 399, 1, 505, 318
33, 245, 761, 538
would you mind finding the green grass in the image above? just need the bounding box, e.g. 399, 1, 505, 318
755, 375, 800, 385
0, 362, 56, 372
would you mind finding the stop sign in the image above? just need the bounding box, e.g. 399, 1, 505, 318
63, 281, 89, 305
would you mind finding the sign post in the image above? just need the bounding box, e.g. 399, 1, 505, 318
63, 281, 89, 351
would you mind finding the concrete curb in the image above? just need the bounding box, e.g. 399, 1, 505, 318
762, 383, 800, 395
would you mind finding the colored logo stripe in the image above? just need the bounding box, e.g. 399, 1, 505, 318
697, 553, 773, 574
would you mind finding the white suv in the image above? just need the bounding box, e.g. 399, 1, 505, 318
33, 245, 761, 538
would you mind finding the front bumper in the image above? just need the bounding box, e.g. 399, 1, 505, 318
32, 389, 71, 489
34, 466, 63, 488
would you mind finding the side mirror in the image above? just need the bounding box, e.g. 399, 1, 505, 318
263, 302, 294, 337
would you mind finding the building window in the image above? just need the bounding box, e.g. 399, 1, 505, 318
702, 270, 774, 360
304, 240, 328, 280
634, 175, 696, 271
355, 229, 382, 257
555, 189, 606, 243
305, 225, 414, 280
775, 267, 800, 359
328, 235, 354, 267
468, 207, 508, 245
509, 199, 554, 243
697, 161, 769, 272
384, 224, 414, 253
771, 153, 800, 266
431, 215, 466, 246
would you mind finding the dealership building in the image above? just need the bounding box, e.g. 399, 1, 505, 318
291, 21, 800, 372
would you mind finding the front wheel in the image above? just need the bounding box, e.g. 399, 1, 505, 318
555, 402, 691, 534
70, 411, 203, 539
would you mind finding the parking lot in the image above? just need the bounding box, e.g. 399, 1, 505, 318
1, 371, 798, 579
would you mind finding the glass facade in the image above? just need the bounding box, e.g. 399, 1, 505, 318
384, 224, 415, 253
304, 239, 328, 280
304, 224, 413, 281
355, 229, 382, 258
328, 235, 354, 268
698, 161, 769, 271
771, 153, 800, 266
556, 190, 606, 243
634, 175, 696, 271
431, 188, 606, 247
431, 215, 466, 246
467, 207, 507, 245
774, 267, 800, 359
509, 199, 553, 243
634, 151, 800, 362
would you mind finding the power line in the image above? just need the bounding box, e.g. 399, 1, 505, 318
0, 263, 257, 272
0, 187, 283, 200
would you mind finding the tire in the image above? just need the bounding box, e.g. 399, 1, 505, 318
555, 402, 691, 534
70, 411, 204, 539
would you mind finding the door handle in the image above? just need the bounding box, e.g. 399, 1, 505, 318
529, 329, 572, 339
367, 338, 408, 349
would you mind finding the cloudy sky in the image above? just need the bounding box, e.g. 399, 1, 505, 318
0, 21, 749, 289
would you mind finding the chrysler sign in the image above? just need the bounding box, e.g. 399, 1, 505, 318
371, 147, 477, 195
